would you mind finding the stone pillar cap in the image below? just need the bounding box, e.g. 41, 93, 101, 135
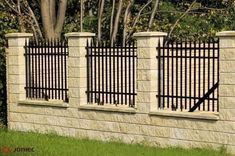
65, 32, 95, 38
216, 31, 235, 37
133, 32, 167, 37
5, 33, 33, 38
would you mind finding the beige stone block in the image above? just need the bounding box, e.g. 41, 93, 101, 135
171, 128, 229, 144
219, 109, 235, 121
137, 70, 158, 81
69, 88, 79, 98
137, 80, 158, 92
8, 75, 25, 85
8, 93, 19, 103
68, 78, 79, 88
220, 97, 235, 109
7, 65, 23, 75
67, 38, 88, 47
68, 67, 79, 78
8, 55, 19, 65
78, 68, 87, 78
138, 48, 157, 59
68, 57, 79, 67
6, 48, 21, 56
220, 61, 235, 73
220, 49, 235, 61
228, 134, 235, 144
8, 85, 20, 94
219, 85, 235, 97
220, 73, 235, 84
68, 97, 79, 107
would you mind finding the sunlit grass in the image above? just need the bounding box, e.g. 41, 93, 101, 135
0, 128, 231, 156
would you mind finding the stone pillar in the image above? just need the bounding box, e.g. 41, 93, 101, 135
65, 32, 95, 107
216, 31, 235, 119
134, 32, 167, 113
5, 33, 33, 128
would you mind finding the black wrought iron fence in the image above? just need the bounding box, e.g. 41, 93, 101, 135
157, 39, 219, 112
24, 39, 68, 102
86, 41, 137, 107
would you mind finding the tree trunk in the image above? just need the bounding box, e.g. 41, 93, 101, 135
97, 0, 105, 42
54, 0, 67, 39
41, 0, 54, 39
17, 0, 25, 32
110, 0, 115, 40
80, 0, 84, 32
111, 0, 123, 45
147, 0, 159, 31
123, 0, 132, 46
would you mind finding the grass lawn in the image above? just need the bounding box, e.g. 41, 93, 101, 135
0, 128, 231, 156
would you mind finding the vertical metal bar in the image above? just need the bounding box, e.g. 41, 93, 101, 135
58, 39, 61, 100
189, 40, 192, 109
40, 40, 43, 99
212, 39, 215, 111
51, 40, 54, 99
121, 43, 123, 104
102, 41, 105, 104
171, 41, 174, 110
45, 40, 51, 98
25, 41, 28, 98
61, 40, 64, 100
98, 42, 101, 104
167, 41, 170, 109
176, 41, 178, 110
198, 39, 201, 110
208, 39, 211, 111
105, 41, 108, 103
162, 40, 165, 109
87, 40, 90, 103
35, 41, 38, 98
90, 40, 93, 103
185, 40, 187, 109
44, 40, 47, 100
203, 40, 206, 111
117, 44, 120, 104
193, 40, 196, 109
94, 42, 97, 103
180, 40, 183, 111
128, 42, 131, 106
113, 44, 116, 104
109, 43, 112, 103
217, 39, 220, 112
38, 41, 41, 99
54, 40, 57, 99
125, 43, 127, 104
32, 41, 35, 98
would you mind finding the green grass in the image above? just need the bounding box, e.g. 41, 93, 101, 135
0, 128, 231, 156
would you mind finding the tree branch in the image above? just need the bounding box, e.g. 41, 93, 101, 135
167, 0, 197, 39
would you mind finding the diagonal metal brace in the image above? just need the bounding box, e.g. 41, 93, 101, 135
189, 82, 219, 112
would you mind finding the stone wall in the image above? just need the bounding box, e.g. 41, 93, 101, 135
5, 32, 235, 154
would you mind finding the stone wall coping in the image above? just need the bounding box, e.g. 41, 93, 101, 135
79, 104, 136, 114
65, 32, 95, 38
133, 32, 167, 37
19, 100, 69, 108
149, 110, 219, 121
5, 33, 33, 38
216, 31, 235, 37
